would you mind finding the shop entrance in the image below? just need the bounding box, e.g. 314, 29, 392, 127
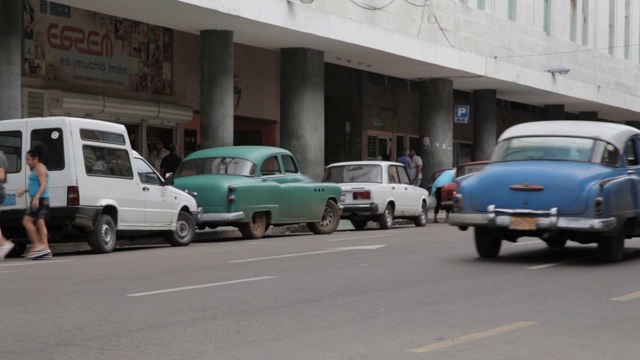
123, 124, 141, 154
147, 126, 174, 158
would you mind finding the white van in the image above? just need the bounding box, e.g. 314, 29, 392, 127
0, 117, 201, 255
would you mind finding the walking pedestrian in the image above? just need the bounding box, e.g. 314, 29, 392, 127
395, 148, 411, 172
160, 143, 182, 178
408, 148, 423, 187
17, 145, 51, 260
148, 139, 169, 172
0, 149, 15, 260
431, 166, 456, 223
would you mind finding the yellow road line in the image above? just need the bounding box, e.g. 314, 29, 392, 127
611, 291, 640, 301
409, 321, 537, 353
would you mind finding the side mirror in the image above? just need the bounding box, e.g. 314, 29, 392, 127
165, 174, 174, 186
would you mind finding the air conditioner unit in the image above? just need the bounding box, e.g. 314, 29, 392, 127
47, 90, 105, 116
22, 88, 193, 125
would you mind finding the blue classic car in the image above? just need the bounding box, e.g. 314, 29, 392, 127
166, 146, 342, 239
450, 121, 640, 262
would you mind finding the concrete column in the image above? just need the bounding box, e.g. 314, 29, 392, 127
472, 89, 497, 161
544, 105, 565, 120
579, 111, 598, 121
200, 30, 234, 148
419, 79, 454, 183
280, 48, 325, 181
0, 0, 22, 120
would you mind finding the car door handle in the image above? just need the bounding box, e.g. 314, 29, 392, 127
142, 187, 149, 191
627, 170, 635, 175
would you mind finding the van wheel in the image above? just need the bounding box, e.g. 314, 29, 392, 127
88, 214, 116, 254
164, 211, 195, 246
308, 201, 340, 234
239, 212, 267, 239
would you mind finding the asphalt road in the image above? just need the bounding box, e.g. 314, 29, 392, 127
2, 221, 640, 360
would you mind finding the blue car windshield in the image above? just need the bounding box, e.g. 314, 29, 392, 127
491, 136, 620, 166
323, 165, 383, 183
174, 157, 257, 177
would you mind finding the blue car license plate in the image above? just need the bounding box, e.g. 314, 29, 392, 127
509, 216, 537, 230
2, 194, 16, 206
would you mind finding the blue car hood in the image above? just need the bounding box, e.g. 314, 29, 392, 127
459, 161, 618, 215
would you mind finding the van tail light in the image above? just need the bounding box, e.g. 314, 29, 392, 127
353, 191, 371, 200
67, 186, 80, 206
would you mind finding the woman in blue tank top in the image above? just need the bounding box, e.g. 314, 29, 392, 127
17, 145, 51, 260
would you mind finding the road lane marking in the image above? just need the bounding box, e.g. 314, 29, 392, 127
0, 259, 71, 267
229, 245, 386, 263
526, 261, 569, 270
127, 276, 276, 297
611, 291, 640, 301
327, 234, 390, 242
409, 321, 537, 353
0, 270, 17, 274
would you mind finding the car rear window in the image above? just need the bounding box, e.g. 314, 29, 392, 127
323, 165, 382, 183
174, 157, 257, 177
492, 137, 602, 164
458, 164, 488, 176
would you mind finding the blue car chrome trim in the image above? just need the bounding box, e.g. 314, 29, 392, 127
599, 175, 626, 193
450, 204, 617, 233
201, 211, 245, 222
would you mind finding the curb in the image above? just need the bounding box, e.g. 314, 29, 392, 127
47, 218, 442, 254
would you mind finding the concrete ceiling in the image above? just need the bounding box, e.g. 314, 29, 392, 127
52, 0, 639, 122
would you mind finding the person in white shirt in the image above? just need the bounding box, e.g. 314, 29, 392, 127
149, 139, 170, 172
408, 148, 423, 187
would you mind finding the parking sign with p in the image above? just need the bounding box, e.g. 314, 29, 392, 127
454, 105, 470, 123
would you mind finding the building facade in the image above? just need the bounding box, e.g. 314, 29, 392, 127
2, 0, 640, 181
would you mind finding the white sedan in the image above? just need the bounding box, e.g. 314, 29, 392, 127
323, 161, 429, 230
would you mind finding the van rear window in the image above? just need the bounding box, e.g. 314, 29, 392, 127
80, 129, 126, 145
31, 128, 64, 171
0, 130, 22, 174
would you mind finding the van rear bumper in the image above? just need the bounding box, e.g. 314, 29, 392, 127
0, 206, 102, 236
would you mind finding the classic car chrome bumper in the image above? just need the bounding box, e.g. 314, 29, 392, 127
201, 211, 245, 223
340, 202, 379, 215
449, 206, 617, 232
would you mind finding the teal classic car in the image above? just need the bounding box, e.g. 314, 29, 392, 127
167, 146, 342, 239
